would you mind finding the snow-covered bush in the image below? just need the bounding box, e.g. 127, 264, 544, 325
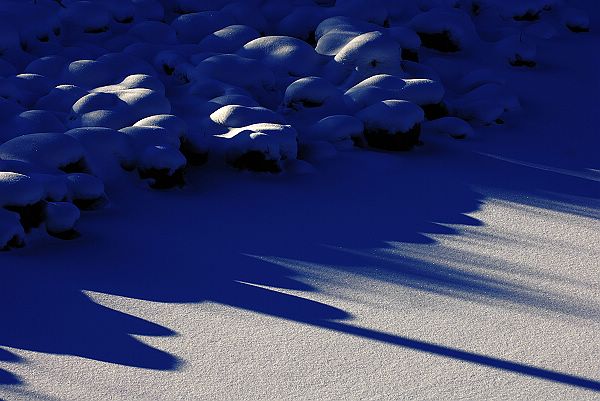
0, 0, 590, 248
306, 115, 365, 148
0, 208, 25, 250
356, 100, 425, 151
198, 25, 260, 53
409, 9, 478, 52
210, 105, 284, 128
213, 123, 298, 173
334, 31, 403, 78
65, 127, 136, 176
0, 132, 90, 174
44, 201, 80, 239
0, 172, 46, 235
65, 173, 107, 210
238, 36, 323, 78
562, 7, 590, 32
345, 74, 445, 115
423, 117, 474, 139
449, 83, 520, 124
137, 145, 187, 189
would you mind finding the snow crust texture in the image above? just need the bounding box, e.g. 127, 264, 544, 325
0, 0, 591, 249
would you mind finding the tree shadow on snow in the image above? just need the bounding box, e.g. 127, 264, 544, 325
0, 348, 22, 385
0, 141, 598, 392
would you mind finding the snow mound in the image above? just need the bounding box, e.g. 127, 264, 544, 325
66, 127, 136, 176
65, 173, 107, 210
199, 25, 260, 53
238, 36, 322, 78
213, 123, 298, 172
346, 74, 444, 110
307, 115, 364, 147
0, 172, 45, 208
0, 133, 89, 174
45, 201, 80, 238
0, 0, 590, 248
409, 9, 478, 52
358, 100, 424, 134
334, 31, 403, 76
357, 100, 424, 150
210, 105, 284, 128
423, 117, 475, 139
0, 208, 25, 250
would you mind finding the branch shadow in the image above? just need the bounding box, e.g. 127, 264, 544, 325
0, 348, 21, 386
321, 321, 600, 391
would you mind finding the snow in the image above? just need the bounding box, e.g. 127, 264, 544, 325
0, 0, 599, 398
138, 145, 187, 175
210, 105, 284, 128
0, 0, 592, 247
65, 173, 106, 209
357, 100, 425, 134
409, 8, 479, 52
459, 68, 506, 92
282, 76, 346, 124
61, 59, 116, 89
128, 21, 177, 45
563, 7, 591, 31
66, 127, 136, 177
35, 84, 89, 114
119, 126, 180, 153
495, 34, 538, 67
198, 25, 260, 53
449, 83, 520, 123
0, 209, 24, 250
495, 0, 558, 19
133, 114, 187, 139
3, 110, 66, 140
307, 115, 364, 145
172, 11, 235, 43
0, 172, 44, 208
333, 0, 389, 26
283, 77, 343, 110
60, 1, 111, 35
31, 173, 69, 202
213, 123, 298, 165
44, 201, 80, 235
0, 132, 88, 173
275, 6, 328, 41
334, 31, 403, 76
209, 94, 259, 108
67, 85, 171, 130
25, 55, 68, 76
93, 74, 166, 95
345, 74, 444, 110
423, 116, 475, 139
192, 54, 276, 93
238, 36, 322, 78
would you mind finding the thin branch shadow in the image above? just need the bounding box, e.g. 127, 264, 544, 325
320, 321, 600, 391
0, 348, 21, 385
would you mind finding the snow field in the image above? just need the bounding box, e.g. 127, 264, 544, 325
0, 0, 591, 249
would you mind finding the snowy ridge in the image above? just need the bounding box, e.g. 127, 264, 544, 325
0, 0, 591, 249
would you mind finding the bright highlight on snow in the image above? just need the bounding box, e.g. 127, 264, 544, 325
0, 0, 591, 250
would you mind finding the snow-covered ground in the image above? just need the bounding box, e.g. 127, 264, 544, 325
1, 0, 599, 399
